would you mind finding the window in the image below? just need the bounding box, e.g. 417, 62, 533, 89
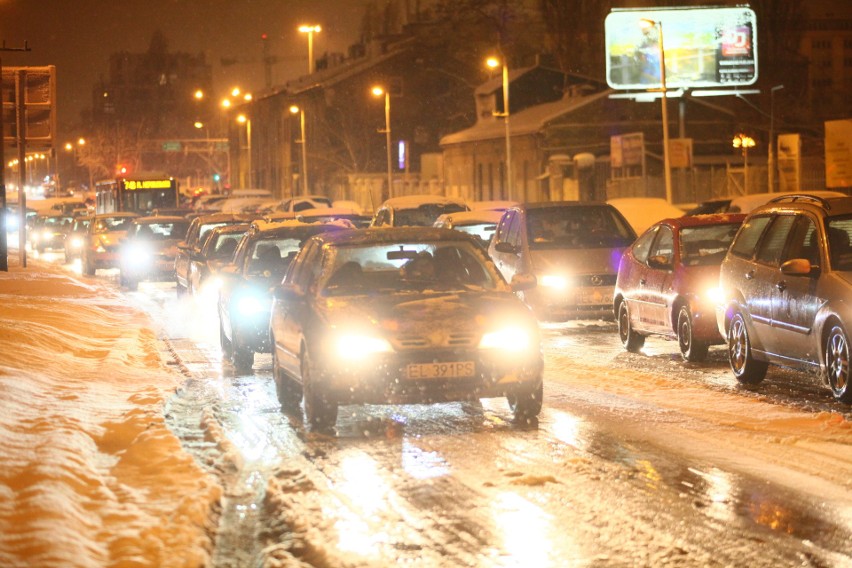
505, 212, 522, 246
755, 215, 796, 266
730, 215, 771, 258
648, 226, 674, 268
784, 215, 819, 266
631, 226, 658, 263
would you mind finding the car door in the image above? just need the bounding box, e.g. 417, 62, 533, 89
618, 226, 658, 333
769, 214, 822, 363
273, 242, 320, 377
490, 210, 520, 281
641, 225, 676, 330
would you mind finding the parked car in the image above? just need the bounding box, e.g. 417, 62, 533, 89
614, 213, 745, 361
371, 194, 469, 227
716, 194, 852, 402
29, 214, 74, 252
685, 190, 847, 216
175, 212, 257, 295
64, 215, 92, 260
274, 195, 333, 213
296, 206, 372, 228
607, 197, 686, 235
118, 216, 191, 290
218, 219, 348, 371
269, 227, 543, 431
187, 223, 250, 299
81, 212, 139, 275
488, 202, 637, 320
433, 209, 504, 248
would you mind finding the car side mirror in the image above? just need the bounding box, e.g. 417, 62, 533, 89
495, 241, 519, 255
510, 272, 537, 292
780, 258, 817, 276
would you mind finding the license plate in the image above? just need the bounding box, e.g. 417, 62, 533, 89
406, 361, 475, 379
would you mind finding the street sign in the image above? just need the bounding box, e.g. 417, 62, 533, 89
2, 66, 56, 149
162, 141, 182, 152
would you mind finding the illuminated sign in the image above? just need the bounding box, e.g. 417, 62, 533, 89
124, 179, 173, 190
605, 7, 758, 90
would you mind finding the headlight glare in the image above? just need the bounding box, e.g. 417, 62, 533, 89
70, 236, 83, 249
539, 274, 568, 289
479, 327, 531, 352
237, 294, 266, 315
335, 333, 393, 360
706, 286, 724, 304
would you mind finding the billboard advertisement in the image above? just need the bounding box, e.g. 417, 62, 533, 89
605, 7, 758, 90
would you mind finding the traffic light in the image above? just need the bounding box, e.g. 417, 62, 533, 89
213, 173, 221, 182
117, 165, 128, 176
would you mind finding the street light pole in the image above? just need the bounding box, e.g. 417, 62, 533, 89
487, 56, 512, 200
237, 114, 252, 188
768, 84, 784, 193
290, 105, 309, 195
641, 19, 672, 204
372, 86, 393, 199
298, 25, 321, 75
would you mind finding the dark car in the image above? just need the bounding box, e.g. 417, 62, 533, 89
175, 212, 256, 295
488, 202, 637, 321
370, 195, 470, 227
217, 220, 347, 371
64, 215, 92, 260
187, 223, 250, 299
119, 216, 191, 290
614, 213, 745, 361
716, 194, 852, 403
29, 214, 74, 252
269, 227, 543, 431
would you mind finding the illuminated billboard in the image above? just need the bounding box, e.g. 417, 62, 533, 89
605, 6, 758, 90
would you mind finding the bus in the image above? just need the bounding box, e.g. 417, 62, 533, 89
95, 174, 179, 215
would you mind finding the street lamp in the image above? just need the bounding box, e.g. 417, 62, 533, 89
486, 56, 512, 199
299, 25, 321, 75
733, 133, 756, 193
237, 113, 252, 188
289, 105, 309, 195
768, 84, 784, 193
371, 86, 393, 199
640, 18, 672, 204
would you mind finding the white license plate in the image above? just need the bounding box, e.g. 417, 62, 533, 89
406, 361, 475, 379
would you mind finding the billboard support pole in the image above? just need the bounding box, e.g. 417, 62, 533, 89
768, 85, 784, 192
657, 21, 673, 204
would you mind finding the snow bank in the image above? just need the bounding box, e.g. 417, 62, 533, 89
0, 257, 221, 567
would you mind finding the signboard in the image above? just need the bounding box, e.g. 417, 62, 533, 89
124, 179, 174, 190
162, 141, 182, 152
777, 133, 801, 193
669, 138, 693, 169
2, 66, 56, 149
605, 7, 758, 90
610, 132, 645, 168
825, 119, 852, 188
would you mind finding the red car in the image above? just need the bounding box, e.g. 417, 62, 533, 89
613, 214, 745, 361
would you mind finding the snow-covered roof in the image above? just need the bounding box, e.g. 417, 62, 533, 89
379, 194, 469, 209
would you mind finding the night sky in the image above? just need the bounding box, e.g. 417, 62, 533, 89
0, 0, 371, 133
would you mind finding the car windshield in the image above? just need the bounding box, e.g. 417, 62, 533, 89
41, 216, 74, 228
680, 223, 742, 266
526, 206, 634, 249
207, 231, 246, 259
827, 216, 852, 271
94, 216, 135, 233
247, 237, 303, 277
454, 223, 498, 247
131, 220, 190, 240
321, 240, 499, 296
394, 203, 468, 227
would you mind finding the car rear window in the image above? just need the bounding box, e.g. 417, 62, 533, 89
680, 222, 742, 266
394, 204, 468, 227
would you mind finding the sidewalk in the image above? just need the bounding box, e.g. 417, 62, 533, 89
0, 253, 221, 567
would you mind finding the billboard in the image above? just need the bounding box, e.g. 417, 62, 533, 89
605, 7, 757, 90
825, 119, 852, 189
2, 66, 56, 150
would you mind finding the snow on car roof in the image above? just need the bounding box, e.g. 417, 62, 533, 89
435, 210, 504, 226
470, 200, 519, 212
379, 194, 469, 209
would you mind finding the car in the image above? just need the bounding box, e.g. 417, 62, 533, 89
217, 219, 348, 371
295, 206, 372, 228
64, 215, 92, 260
274, 195, 333, 213
187, 223, 251, 299
716, 194, 852, 403
174, 212, 257, 295
29, 214, 74, 252
614, 213, 745, 361
685, 190, 847, 216
607, 197, 686, 235
81, 212, 140, 275
268, 227, 543, 431
433, 209, 504, 248
488, 201, 637, 321
118, 216, 191, 290
370, 194, 469, 227
470, 200, 519, 212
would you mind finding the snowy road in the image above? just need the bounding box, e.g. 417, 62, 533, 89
58, 256, 852, 567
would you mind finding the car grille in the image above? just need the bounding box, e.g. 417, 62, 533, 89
577, 274, 616, 287
392, 330, 477, 350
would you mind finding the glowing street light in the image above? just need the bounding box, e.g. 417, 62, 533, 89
486, 56, 512, 199
289, 105, 309, 195
640, 18, 672, 204
299, 24, 321, 74
733, 133, 756, 192
371, 86, 393, 199
194, 89, 204, 100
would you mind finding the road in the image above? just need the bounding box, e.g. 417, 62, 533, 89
46, 253, 852, 567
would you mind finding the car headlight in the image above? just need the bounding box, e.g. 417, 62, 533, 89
69, 236, 83, 249
539, 274, 569, 290
237, 294, 267, 315
334, 333, 393, 360
42, 230, 53, 240
95, 244, 106, 253
479, 326, 532, 352
705, 286, 725, 305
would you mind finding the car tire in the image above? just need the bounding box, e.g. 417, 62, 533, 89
727, 311, 768, 385
618, 301, 645, 353
121, 273, 138, 291
232, 331, 254, 371
273, 343, 302, 413
219, 320, 233, 360
824, 323, 851, 403
301, 349, 337, 432
677, 306, 709, 362
83, 254, 96, 276
507, 379, 543, 424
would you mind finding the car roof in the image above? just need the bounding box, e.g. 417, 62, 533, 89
436, 210, 504, 225
514, 200, 613, 211
134, 215, 188, 223
751, 194, 852, 217
656, 213, 746, 229
379, 194, 469, 209
308, 226, 482, 247
246, 221, 349, 240
193, 212, 256, 223
93, 212, 139, 219
729, 190, 848, 213
208, 223, 250, 234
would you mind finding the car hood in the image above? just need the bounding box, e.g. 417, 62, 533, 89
317, 290, 536, 338
95, 231, 127, 247
530, 247, 623, 275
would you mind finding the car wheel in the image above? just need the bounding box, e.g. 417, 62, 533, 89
618, 301, 645, 353
121, 273, 138, 291
83, 254, 96, 276
219, 320, 233, 360
273, 343, 302, 413
727, 312, 768, 384
301, 349, 337, 432
507, 379, 543, 424
232, 331, 254, 371
824, 323, 850, 403
677, 306, 709, 362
